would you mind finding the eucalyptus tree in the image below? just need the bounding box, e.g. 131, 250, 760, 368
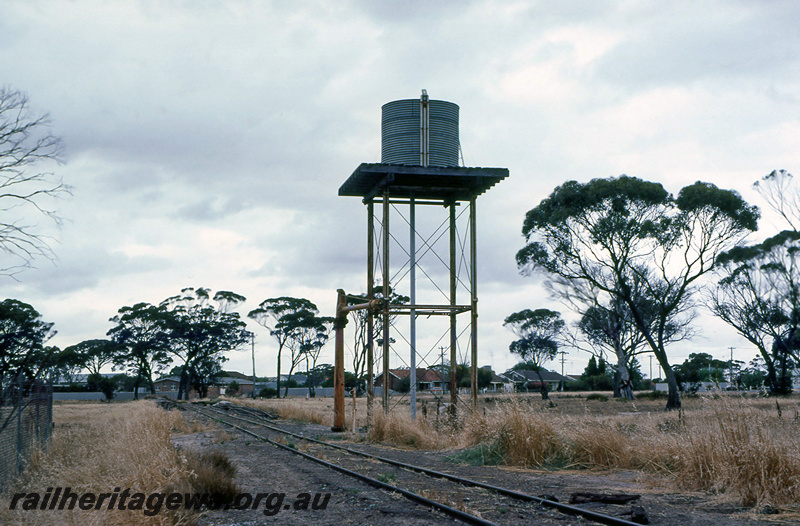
503, 308, 564, 400
577, 299, 642, 400
708, 171, 800, 394
63, 339, 117, 376
248, 297, 317, 397
278, 307, 332, 398
517, 176, 758, 410
576, 287, 692, 400
160, 287, 249, 400
189, 354, 225, 399
298, 314, 334, 398
710, 231, 800, 393
51, 345, 83, 385
0, 298, 56, 405
107, 302, 172, 399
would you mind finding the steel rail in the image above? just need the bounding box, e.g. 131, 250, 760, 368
187, 405, 498, 526
201, 404, 643, 526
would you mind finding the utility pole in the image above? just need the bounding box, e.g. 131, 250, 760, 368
729, 346, 736, 386
558, 351, 567, 392
251, 332, 256, 398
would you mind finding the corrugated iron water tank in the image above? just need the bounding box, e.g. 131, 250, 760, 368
381, 97, 459, 167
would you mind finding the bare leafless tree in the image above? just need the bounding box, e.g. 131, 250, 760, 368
0, 87, 70, 276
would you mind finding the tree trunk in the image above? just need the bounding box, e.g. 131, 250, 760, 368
616, 352, 634, 400
663, 365, 681, 410
778, 351, 792, 394
765, 360, 779, 394
307, 360, 314, 398
276, 349, 282, 399
178, 367, 189, 400
535, 370, 550, 400
284, 365, 294, 398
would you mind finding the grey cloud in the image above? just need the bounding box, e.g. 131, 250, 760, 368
592, 2, 800, 89
18, 247, 170, 296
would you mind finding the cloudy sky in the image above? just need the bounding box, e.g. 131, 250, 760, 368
1, 0, 798, 379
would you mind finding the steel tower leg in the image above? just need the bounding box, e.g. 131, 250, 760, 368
470, 196, 478, 409
449, 201, 458, 410
367, 200, 374, 423
382, 190, 390, 413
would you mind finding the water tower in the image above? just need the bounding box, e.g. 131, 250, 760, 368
339, 91, 508, 417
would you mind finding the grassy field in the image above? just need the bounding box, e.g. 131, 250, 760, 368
4, 392, 798, 522
243, 391, 800, 510
0, 400, 237, 526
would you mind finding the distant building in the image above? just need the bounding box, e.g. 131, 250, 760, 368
153, 372, 254, 399
501, 369, 574, 391
375, 368, 446, 392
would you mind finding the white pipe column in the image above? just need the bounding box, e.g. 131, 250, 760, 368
367, 200, 374, 421
410, 91, 429, 420
409, 196, 416, 419
382, 190, 390, 413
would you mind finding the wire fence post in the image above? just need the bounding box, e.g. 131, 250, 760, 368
16, 375, 24, 475
1, 377, 53, 491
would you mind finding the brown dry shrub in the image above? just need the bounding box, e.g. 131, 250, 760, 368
368, 410, 453, 449
180, 449, 239, 503
671, 398, 800, 507
0, 400, 231, 525
238, 398, 328, 425
567, 420, 634, 469
459, 401, 565, 468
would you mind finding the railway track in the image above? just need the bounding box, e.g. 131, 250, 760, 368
173, 399, 647, 526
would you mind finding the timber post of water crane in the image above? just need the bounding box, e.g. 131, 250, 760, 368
332, 289, 383, 432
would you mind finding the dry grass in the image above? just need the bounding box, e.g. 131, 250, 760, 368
0, 400, 237, 525
469, 396, 800, 508
673, 398, 800, 507
237, 397, 331, 425
234, 392, 800, 509
367, 409, 455, 449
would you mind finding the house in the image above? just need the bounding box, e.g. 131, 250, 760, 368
417, 369, 445, 391
53, 372, 117, 387
502, 369, 574, 392
212, 376, 254, 397
488, 372, 514, 393
153, 374, 254, 398
479, 366, 514, 393
375, 368, 446, 392
153, 376, 182, 393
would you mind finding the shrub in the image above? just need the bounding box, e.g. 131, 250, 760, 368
259, 387, 278, 398
637, 390, 668, 400
225, 380, 240, 396
182, 449, 239, 504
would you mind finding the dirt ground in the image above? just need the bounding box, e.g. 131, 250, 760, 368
174, 410, 794, 526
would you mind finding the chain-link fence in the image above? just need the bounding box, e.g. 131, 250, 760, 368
0, 379, 53, 490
